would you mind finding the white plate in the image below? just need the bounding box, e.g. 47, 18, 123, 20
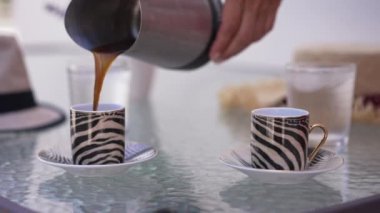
38, 143, 158, 177
219, 145, 344, 184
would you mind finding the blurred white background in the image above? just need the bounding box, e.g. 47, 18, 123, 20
11, 0, 71, 45
236, 0, 380, 66
1, 0, 380, 66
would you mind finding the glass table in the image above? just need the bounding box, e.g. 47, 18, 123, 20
0, 53, 379, 213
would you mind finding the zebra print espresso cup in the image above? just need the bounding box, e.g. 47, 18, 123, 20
251, 107, 328, 171
70, 103, 125, 165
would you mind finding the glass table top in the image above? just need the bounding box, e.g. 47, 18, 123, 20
0, 53, 379, 213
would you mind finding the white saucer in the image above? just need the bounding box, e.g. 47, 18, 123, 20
219, 145, 344, 184
38, 142, 158, 177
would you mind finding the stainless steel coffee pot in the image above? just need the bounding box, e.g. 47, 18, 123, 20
65, 0, 221, 70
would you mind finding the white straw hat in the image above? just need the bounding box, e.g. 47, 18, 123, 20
0, 29, 65, 132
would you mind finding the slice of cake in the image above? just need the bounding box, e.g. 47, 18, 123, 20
218, 79, 286, 111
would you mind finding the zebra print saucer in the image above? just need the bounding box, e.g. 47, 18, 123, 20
37, 142, 158, 177
219, 145, 343, 184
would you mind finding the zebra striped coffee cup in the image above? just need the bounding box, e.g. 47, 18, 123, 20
70, 103, 125, 165
251, 107, 328, 171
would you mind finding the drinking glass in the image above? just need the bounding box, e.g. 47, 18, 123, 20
285, 63, 356, 149
68, 58, 131, 107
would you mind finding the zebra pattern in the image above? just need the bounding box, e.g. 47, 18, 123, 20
251, 114, 310, 171
230, 148, 332, 170
39, 150, 73, 164
70, 110, 125, 165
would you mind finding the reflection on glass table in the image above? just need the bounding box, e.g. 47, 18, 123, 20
0, 54, 379, 213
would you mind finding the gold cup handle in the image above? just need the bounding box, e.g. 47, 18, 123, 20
308, 124, 328, 162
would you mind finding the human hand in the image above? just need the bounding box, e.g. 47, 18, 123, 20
210, 0, 281, 63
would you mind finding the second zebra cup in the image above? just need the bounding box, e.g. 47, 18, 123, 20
70, 103, 125, 165
251, 107, 328, 171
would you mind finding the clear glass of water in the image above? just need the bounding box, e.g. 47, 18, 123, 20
286, 63, 356, 150
67, 58, 131, 107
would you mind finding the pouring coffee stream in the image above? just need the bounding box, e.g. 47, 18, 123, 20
65, 0, 140, 110
92, 52, 121, 111
65, 0, 221, 110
